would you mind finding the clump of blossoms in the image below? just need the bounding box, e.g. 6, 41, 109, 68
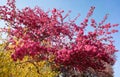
0, 0, 119, 72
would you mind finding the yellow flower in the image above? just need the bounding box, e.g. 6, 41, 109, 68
0, 16, 2, 19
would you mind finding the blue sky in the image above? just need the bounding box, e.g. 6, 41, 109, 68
0, 0, 120, 77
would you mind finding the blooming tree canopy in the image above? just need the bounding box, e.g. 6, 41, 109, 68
0, 0, 119, 73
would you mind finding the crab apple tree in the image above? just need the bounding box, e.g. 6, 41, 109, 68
0, 0, 119, 75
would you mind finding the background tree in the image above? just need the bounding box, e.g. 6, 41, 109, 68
0, 36, 58, 77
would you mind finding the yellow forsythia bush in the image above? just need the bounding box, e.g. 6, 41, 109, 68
0, 43, 59, 77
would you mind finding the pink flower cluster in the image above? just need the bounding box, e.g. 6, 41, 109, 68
56, 32, 116, 70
